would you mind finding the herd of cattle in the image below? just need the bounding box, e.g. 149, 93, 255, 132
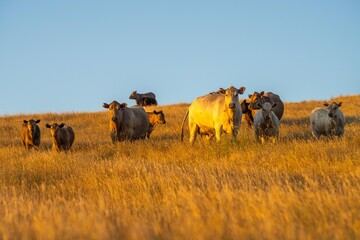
19, 86, 345, 151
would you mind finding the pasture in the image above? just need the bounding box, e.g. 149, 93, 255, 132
0, 95, 359, 239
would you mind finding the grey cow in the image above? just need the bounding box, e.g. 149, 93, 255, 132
253, 102, 280, 143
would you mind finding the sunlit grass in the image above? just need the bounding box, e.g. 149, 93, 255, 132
0, 96, 359, 239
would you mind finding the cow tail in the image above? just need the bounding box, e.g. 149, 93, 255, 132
180, 109, 189, 142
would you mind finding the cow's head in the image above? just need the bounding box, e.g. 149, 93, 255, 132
45, 123, 65, 138
248, 91, 265, 110
153, 110, 166, 124
129, 91, 137, 99
23, 119, 40, 137
324, 102, 342, 119
258, 102, 277, 121
103, 101, 127, 122
224, 86, 246, 110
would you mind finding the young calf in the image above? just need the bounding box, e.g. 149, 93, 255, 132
21, 119, 41, 149
45, 123, 75, 151
146, 110, 166, 138
310, 102, 345, 139
253, 102, 280, 143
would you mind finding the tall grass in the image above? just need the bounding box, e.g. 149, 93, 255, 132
0, 96, 359, 239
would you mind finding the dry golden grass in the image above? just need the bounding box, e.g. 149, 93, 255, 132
0, 95, 359, 239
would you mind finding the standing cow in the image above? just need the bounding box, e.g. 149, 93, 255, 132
21, 119, 41, 150
181, 86, 246, 144
246, 91, 284, 126
103, 101, 149, 142
310, 102, 345, 139
129, 91, 158, 107
45, 123, 75, 151
146, 110, 166, 139
253, 102, 280, 143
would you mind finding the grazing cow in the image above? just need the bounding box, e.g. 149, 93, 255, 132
129, 91, 157, 107
103, 101, 149, 142
45, 123, 75, 151
247, 91, 284, 125
253, 102, 280, 143
310, 102, 345, 139
181, 86, 246, 144
21, 119, 41, 150
146, 110, 166, 138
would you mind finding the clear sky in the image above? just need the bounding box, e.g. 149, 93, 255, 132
0, 1, 359, 115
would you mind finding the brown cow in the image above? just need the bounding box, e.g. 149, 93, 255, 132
21, 119, 41, 150
103, 101, 149, 142
146, 110, 166, 138
45, 123, 75, 151
247, 91, 284, 125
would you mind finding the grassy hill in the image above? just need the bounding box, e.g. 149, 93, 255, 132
0, 95, 359, 239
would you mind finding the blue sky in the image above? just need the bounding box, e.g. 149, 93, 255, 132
0, 1, 359, 115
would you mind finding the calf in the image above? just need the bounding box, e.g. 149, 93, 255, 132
21, 119, 41, 149
253, 102, 280, 143
45, 123, 75, 151
146, 110, 166, 138
310, 102, 345, 139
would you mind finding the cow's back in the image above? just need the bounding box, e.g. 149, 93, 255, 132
126, 107, 149, 139
189, 94, 225, 128
59, 126, 75, 149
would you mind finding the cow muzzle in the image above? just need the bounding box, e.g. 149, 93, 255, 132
112, 116, 117, 121
229, 103, 236, 109
328, 113, 333, 117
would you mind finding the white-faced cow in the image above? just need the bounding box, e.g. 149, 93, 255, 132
21, 119, 41, 150
146, 110, 166, 139
129, 91, 157, 107
103, 101, 149, 142
246, 91, 284, 126
310, 102, 345, 139
253, 102, 280, 143
181, 86, 246, 144
45, 123, 75, 151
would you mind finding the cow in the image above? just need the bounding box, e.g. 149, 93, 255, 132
45, 123, 75, 151
247, 91, 284, 125
146, 110, 166, 139
103, 101, 149, 142
129, 91, 157, 107
240, 99, 254, 126
21, 119, 41, 150
253, 102, 280, 143
310, 102, 345, 139
181, 86, 246, 144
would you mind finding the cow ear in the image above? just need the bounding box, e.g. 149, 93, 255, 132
248, 94, 252, 98
323, 102, 329, 107
103, 103, 109, 109
272, 103, 277, 108
238, 87, 246, 94
120, 103, 127, 108
36, 119, 41, 123
260, 91, 265, 96
338, 102, 342, 107
45, 123, 51, 128
23, 120, 28, 124
59, 123, 65, 128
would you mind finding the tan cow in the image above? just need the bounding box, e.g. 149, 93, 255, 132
146, 110, 166, 139
181, 86, 246, 144
45, 123, 75, 151
103, 101, 149, 142
21, 119, 41, 150
253, 102, 280, 143
310, 102, 345, 139
247, 91, 284, 125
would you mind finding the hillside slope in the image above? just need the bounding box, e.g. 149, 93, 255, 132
0, 95, 359, 239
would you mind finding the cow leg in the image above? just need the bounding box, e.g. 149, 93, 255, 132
215, 124, 222, 142
189, 122, 198, 145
